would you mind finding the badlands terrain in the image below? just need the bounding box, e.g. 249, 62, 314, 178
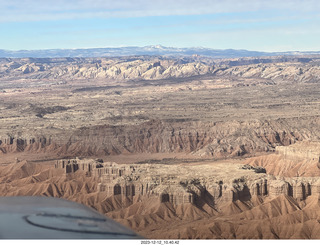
1, 55, 320, 238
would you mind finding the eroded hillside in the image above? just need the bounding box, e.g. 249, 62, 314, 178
1, 146, 320, 239
1, 55, 320, 239
2, 56, 320, 159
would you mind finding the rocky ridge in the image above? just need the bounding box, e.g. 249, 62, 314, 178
1, 54, 320, 239
0, 57, 214, 81
245, 141, 320, 177
1, 56, 320, 161
55, 157, 320, 206
0, 142, 319, 238
214, 62, 320, 84
1, 117, 320, 159
1, 56, 320, 83
276, 141, 320, 161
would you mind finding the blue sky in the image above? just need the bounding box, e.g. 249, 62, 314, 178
1, 0, 320, 52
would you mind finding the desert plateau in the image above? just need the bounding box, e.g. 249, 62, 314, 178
0, 54, 320, 239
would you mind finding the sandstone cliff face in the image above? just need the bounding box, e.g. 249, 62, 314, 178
2, 57, 320, 84
275, 141, 320, 161
245, 141, 320, 177
2, 57, 320, 160
54, 158, 320, 207
54, 117, 320, 157
1, 158, 320, 239
214, 62, 320, 84
0, 57, 215, 81
3, 55, 320, 239
0, 150, 319, 239
1, 117, 320, 158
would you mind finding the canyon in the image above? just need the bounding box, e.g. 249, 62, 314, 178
1, 55, 320, 239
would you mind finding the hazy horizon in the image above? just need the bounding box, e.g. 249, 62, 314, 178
2, 44, 320, 53
1, 0, 320, 52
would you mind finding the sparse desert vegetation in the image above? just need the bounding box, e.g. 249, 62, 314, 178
1, 55, 320, 238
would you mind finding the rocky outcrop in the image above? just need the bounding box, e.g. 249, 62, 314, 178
64, 118, 319, 157
0, 57, 215, 81
276, 141, 320, 161
2, 117, 320, 158
2, 157, 320, 239
55, 158, 320, 207
244, 141, 320, 177
55, 158, 194, 205
267, 177, 320, 201
2, 56, 320, 84
0, 136, 54, 154
3, 57, 320, 160
214, 62, 320, 84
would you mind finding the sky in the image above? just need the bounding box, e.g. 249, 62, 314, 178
1, 0, 320, 52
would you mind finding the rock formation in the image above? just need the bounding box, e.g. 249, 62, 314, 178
2, 56, 320, 83
1, 55, 320, 238
276, 141, 320, 161
0, 57, 215, 81
54, 157, 320, 207
245, 141, 320, 177
2, 56, 320, 161
0, 152, 319, 239
2, 117, 320, 159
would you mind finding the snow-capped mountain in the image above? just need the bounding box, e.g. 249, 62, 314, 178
0, 45, 319, 58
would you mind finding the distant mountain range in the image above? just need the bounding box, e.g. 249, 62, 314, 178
1, 45, 320, 58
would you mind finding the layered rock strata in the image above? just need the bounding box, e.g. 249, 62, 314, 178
2, 56, 320, 83
1, 117, 315, 158
55, 158, 320, 207
276, 141, 320, 161
0, 57, 215, 81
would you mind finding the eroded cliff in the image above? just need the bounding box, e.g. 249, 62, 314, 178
1, 117, 320, 159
